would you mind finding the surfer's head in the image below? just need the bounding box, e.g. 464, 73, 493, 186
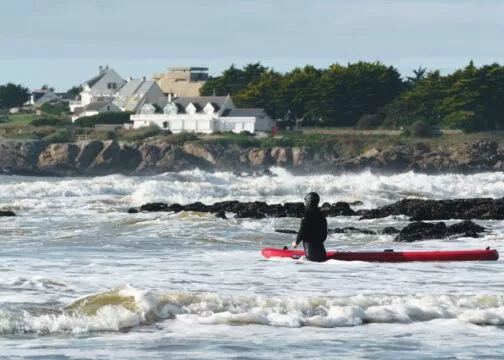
304, 192, 320, 210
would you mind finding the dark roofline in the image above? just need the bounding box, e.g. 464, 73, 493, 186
85, 72, 106, 88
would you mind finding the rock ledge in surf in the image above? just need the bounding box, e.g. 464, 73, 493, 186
357, 198, 504, 221
129, 200, 356, 219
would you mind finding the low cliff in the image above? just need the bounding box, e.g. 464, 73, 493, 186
1, 138, 504, 176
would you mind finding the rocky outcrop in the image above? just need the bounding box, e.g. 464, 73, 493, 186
0, 210, 16, 216
0, 140, 48, 175
275, 226, 392, 235
357, 198, 504, 221
394, 220, 485, 242
3, 138, 504, 177
274, 220, 485, 242
129, 200, 357, 218
38, 143, 79, 174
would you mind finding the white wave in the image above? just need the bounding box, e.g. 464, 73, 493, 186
175, 292, 504, 328
3, 170, 504, 215
5, 287, 504, 334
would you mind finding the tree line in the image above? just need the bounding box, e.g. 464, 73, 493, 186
2, 61, 503, 133
200, 61, 504, 132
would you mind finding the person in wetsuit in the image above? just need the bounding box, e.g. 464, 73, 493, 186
291, 192, 328, 262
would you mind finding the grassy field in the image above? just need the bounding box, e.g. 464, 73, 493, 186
6, 113, 44, 125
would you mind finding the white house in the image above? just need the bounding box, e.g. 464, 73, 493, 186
71, 101, 122, 122
130, 95, 276, 133
69, 65, 126, 113
113, 77, 166, 113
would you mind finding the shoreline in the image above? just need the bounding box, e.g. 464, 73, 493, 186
1, 137, 504, 177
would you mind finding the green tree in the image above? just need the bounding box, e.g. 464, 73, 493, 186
438, 61, 504, 130
277, 65, 323, 125
318, 61, 403, 126
41, 84, 55, 92
406, 66, 427, 86
400, 70, 447, 125
65, 85, 82, 100
234, 70, 283, 118
442, 110, 481, 133
41, 102, 70, 116
0, 83, 30, 109
200, 63, 268, 96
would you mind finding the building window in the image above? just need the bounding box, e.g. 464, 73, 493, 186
163, 121, 169, 129
107, 83, 117, 89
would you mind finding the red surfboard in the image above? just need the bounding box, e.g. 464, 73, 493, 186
261, 247, 499, 262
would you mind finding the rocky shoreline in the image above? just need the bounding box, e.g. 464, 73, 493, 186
1, 138, 504, 177
124, 197, 501, 243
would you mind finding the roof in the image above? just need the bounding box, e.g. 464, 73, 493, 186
174, 96, 228, 110
143, 95, 231, 115
114, 79, 160, 111
32, 91, 48, 102
113, 79, 144, 108
220, 108, 265, 117
82, 101, 114, 111
167, 66, 209, 72
210, 102, 221, 111
85, 72, 107, 88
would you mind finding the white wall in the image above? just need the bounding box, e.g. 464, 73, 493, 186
80, 91, 93, 107
130, 109, 275, 134
72, 110, 98, 122
217, 117, 255, 133
130, 114, 215, 133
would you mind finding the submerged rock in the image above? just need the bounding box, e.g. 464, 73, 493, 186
129, 200, 357, 218
357, 198, 504, 221
394, 220, 485, 242
0, 210, 16, 216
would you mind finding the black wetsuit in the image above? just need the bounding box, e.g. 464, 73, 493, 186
296, 208, 328, 262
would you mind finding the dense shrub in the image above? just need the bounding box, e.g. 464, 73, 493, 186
40, 102, 70, 115
119, 125, 162, 141
160, 132, 199, 144
43, 130, 74, 144
75, 112, 131, 127
442, 111, 481, 133
31, 117, 70, 127
87, 129, 116, 141
403, 120, 434, 137
355, 114, 384, 129
32, 126, 57, 139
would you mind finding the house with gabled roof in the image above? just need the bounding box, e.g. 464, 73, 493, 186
69, 65, 126, 113
29, 89, 61, 108
113, 77, 166, 113
130, 95, 276, 133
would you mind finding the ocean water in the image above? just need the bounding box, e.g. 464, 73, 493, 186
1, 168, 504, 359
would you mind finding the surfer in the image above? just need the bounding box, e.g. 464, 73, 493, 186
292, 192, 328, 262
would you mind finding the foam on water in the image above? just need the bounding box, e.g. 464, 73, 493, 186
3, 286, 504, 335
4, 170, 504, 215
3, 170, 504, 358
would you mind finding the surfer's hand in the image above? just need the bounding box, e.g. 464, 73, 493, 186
291, 241, 298, 249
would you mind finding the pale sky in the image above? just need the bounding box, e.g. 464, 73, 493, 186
0, 0, 502, 91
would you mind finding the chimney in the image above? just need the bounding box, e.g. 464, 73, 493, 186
99, 65, 104, 74
168, 93, 172, 102
128, 76, 133, 81
141, 76, 146, 81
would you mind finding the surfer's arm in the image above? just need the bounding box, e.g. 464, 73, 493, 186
292, 218, 307, 248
